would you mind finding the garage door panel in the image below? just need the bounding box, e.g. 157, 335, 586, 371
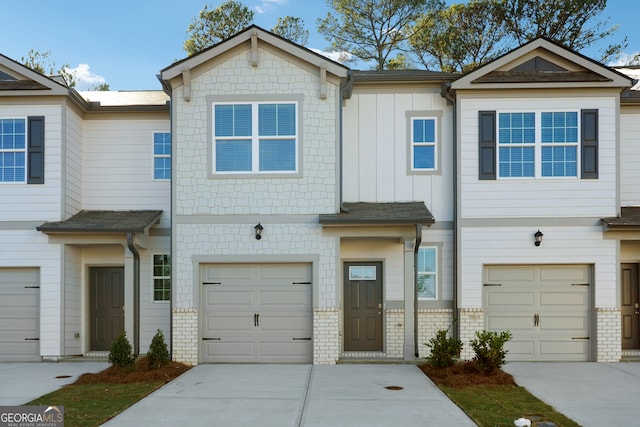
487, 315, 534, 331
0, 268, 39, 362
487, 292, 534, 306
484, 265, 590, 362
201, 263, 312, 363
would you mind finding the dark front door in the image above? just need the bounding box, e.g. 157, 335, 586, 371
344, 262, 383, 352
622, 263, 640, 349
90, 267, 125, 351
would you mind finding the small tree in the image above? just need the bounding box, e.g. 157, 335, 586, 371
470, 330, 512, 374
109, 332, 136, 369
426, 329, 463, 368
147, 329, 170, 369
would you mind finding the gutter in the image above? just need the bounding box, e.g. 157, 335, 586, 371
414, 223, 422, 357
126, 232, 141, 355
441, 82, 459, 339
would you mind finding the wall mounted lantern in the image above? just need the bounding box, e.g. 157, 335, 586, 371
254, 223, 264, 240
534, 230, 543, 246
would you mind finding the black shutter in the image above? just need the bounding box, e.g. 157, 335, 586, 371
27, 116, 45, 184
581, 109, 598, 179
479, 111, 496, 180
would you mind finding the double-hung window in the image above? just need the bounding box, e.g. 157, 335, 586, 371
411, 117, 437, 171
213, 102, 297, 174
153, 132, 171, 180
153, 254, 171, 302
496, 111, 580, 179
0, 118, 26, 182
417, 247, 437, 299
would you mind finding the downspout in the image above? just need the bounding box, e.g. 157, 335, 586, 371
441, 81, 458, 339
414, 223, 422, 357
126, 232, 140, 355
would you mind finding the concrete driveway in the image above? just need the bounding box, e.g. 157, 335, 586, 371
504, 362, 640, 427
103, 364, 476, 427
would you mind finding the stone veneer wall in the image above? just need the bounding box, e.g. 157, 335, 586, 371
596, 307, 621, 362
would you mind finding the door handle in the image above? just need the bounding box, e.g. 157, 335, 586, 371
534, 313, 540, 327
254, 313, 258, 327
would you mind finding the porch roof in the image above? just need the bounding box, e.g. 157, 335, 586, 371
601, 207, 640, 230
319, 202, 434, 226
36, 210, 162, 234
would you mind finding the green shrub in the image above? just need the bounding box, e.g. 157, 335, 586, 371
109, 332, 136, 369
426, 329, 463, 368
147, 329, 170, 369
470, 330, 512, 373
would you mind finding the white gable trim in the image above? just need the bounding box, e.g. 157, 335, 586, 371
0, 53, 70, 95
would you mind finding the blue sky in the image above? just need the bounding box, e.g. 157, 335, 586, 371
0, 0, 636, 90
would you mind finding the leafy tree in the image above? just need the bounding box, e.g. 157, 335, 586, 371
92, 83, 110, 91
317, 0, 445, 70
386, 53, 412, 70
410, 0, 508, 73
497, 0, 626, 64
184, 0, 255, 55
21, 49, 77, 87
272, 16, 310, 46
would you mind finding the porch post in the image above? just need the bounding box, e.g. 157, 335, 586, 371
403, 239, 416, 359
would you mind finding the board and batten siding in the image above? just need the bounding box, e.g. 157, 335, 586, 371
459, 226, 617, 308
0, 104, 63, 221
620, 107, 640, 206
342, 88, 453, 221
459, 95, 618, 218
173, 46, 340, 217
82, 118, 170, 227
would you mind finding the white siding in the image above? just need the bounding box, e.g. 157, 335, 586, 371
64, 106, 83, 217
83, 117, 170, 227
64, 245, 82, 355
459, 226, 616, 308
342, 87, 454, 221
459, 95, 618, 218
0, 104, 63, 221
140, 236, 171, 352
620, 107, 640, 206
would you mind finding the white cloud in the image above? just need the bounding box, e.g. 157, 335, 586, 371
310, 48, 354, 64
255, 0, 287, 14
64, 64, 107, 90
608, 52, 640, 67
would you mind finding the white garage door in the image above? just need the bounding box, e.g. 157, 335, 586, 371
0, 268, 40, 362
484, 265, 591, 361
201, 263, 312, 363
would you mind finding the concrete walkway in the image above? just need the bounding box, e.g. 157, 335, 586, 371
103, 364, 476, 427
0, 362, 109, 405
504, 362, 640, 427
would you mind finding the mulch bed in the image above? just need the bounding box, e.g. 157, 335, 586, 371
74, 357, 191, 385
419, 361, 516, 388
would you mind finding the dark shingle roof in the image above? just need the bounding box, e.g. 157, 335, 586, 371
37, 210, 162, 234
601, 207, 640, 230
319, 202, 434, 226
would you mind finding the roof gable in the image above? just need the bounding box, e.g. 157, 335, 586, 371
452, 38, 632, 90
161, 25, 349, 84
0, 53, 70, 95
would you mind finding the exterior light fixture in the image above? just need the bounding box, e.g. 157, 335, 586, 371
254, 223, 264, 240
534, 230, 543, 246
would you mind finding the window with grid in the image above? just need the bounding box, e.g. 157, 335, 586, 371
417, 247, 437, 299
213, 102, 297, 173
153, 132, 171, 180
0, 118, 26, 182
541, 112, 578, 177
498, 112, 535, 178
411, 118, 437, 170
153, 254, 170, 301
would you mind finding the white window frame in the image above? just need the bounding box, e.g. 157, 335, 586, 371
212, 101, 299, 175
497, 110, 580, 180
152, 131, 171, 181
0, 117, 27, 184
417, 246, 438, 300
411, 117, 438, 171
152, 254, 170, 302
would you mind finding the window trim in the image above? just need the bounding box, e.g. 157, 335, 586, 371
208, 95, 304, 177
496, 109, 581, 180
152, 254, 171, 302
417, 246, 438, 300
0, 117, 27, 184
406, 110, 442, 175
152, 131, 171, 181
